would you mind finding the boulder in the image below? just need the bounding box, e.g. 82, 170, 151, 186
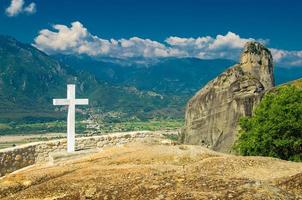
181, 42, 274, 152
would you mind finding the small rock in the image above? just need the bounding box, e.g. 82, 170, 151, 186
15, 155, 22, 161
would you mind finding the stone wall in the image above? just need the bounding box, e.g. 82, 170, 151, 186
0, 131, 165, 177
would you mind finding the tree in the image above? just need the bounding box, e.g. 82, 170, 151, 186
234, 85, 302, 161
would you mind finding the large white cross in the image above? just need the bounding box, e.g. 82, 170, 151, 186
53, 84, 89, 153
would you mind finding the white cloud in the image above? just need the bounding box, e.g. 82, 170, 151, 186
33, 21, 302, 67
34, 22, 185, 59
209, 32, 252, 49
24, 2, 36, 14
5, 0, 24, 16
5, 0, 36, 17
270, 48, 302, 67
35, 22, 89, 53
164, 31, 263, 60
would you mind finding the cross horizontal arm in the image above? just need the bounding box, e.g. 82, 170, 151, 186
75, 99, 89, 105
53, 99, 69, 105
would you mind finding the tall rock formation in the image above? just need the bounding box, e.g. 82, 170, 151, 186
181, 42, 274, 152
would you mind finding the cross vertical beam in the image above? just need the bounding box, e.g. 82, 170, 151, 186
53, 84, 89, 153
67, 84, 76, 152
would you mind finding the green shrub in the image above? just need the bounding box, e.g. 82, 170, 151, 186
234, 85, 302, 161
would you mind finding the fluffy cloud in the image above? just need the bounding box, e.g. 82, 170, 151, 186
5, 0, 36, 17
165, 32, 259, 60
34, 22, 186, 59
33, 22, 253, 60
34, 21, 302, 67
270, 49, 302, 67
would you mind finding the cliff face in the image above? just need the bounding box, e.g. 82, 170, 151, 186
182, 42, 274, 152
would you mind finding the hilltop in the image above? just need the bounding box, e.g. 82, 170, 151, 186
0, 139, 301, 199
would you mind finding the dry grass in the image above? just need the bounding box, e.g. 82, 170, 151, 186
0, 141, 302, 200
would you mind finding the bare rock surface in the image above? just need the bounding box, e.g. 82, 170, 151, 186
0, 139, 301, 200
182, 42, 274, 152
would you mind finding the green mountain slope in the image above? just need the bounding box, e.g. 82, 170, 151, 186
0, 35, 75, 121
0, 36, 183, 123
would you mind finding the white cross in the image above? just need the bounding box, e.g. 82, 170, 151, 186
53, 84, 89, 153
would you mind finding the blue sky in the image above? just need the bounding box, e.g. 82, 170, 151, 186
1, 0, 302, 66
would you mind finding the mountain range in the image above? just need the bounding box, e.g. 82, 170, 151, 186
1, 35, 302, 123
0, 35, 182, 123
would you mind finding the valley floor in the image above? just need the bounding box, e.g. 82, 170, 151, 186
0, 119, 183, 149
0, 133, 67, 149
0, 139, 301, 200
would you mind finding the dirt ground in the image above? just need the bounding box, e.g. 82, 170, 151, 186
0, 139, 302, 200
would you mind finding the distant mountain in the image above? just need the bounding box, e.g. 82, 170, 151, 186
54, 55, 235, 95
0, 36, 184, 123
0, 35, 76, 122
55, 54, 302, 93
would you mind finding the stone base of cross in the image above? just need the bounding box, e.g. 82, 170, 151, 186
53, 84, 89, 153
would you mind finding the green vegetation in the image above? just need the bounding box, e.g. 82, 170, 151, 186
0, 121, 86, 135
234, 84, 302, 161
99, 119, 183, 133
0, 35, 189, 124
0, 119, 183, 135
0, 123, 11, 129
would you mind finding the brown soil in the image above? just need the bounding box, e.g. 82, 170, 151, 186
0, 140, 301, 200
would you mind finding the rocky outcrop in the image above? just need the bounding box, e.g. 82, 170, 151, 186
1, 142, 302, 199
181, 42, 274, 152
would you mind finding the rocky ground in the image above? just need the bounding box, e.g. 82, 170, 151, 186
0, 138, 301, 200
